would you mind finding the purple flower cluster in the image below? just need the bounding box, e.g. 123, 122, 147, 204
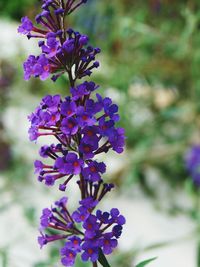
29, 81, 124, 190
19, 1, 126, 266
38, 196, 125, 266
185, 145, 200, 186
18, 0, 99, 82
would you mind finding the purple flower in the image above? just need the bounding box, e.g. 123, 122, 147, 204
65, 153, 84, 175
100, 233, 118, 255
61, 98, 77, 117
82, 161, 106, 182
185, 145, 200, 186
23, 54, 50, 80
76, 106, 96, 127
55, 196, 68, 207
28, 126, 38, 141
61, 117, 78, 135
110, 208, 126, 225
85, 98, 103, 115
79, 141, 98, 159
55, 153, 83, 176
44, 175, 55, 186
63, 38, 75, 54
68, 236, 82, 252
23, 55, 37, 80
41, 35, 60, 57
60, 248, 77, 267
18, 16, 33, 35
79, 197, 98, 209
79, 35, 89, 46
55, 157, 70, 175
34, 160, 44, 173
28, 94, 63, 142
72, 206, 89, 223
112, 225, 123, 238
97, 94, 119, 122
83, 214, 100, 239
42, 94, 61, 112
81, 126, 99, 145
185, 145, 200, 172
39, 144, 61, 158
39, 197, 75, 241
40, 208, 52, 228
38, 234, 47, 248
108, 127, 125, 153
39, 145, 50, 158
96, 210, 110, 224
70, 81, 98, 101
98, 118, 114, 137
81, 240, 99, 262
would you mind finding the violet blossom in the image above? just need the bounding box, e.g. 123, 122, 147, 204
18, 0, 126, 266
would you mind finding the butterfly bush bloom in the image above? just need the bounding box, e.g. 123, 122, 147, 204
19, 0, 126, 266
185, 145, 200, 186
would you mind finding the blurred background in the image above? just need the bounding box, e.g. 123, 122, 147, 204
0, 0, 200, 266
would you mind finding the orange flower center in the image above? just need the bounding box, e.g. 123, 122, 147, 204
84, 146, 90, 152
69, 253, 74, 258
73, 161, 79, 167
104, 240, 109, 245
73, 240, 79, 245
90, 166, 96, 172
51, 115, 56, 121
43, 65, 49, 71
68, 122, 73, 128
82, 115, 88, 121
88, 223, 92, 229
88, 249, 93, 255
87, 130, 93, 136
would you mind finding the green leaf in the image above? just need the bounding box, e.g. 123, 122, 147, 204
135, 257, 157, 267
98, 248, 111, 267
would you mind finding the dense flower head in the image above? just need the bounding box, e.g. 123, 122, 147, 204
20, 11, 100, 81
185, 145, 200, 186
23, 54, 51, 80
19, 0, 126, 266
39, 197, 125, 265
29, 81, 125, 191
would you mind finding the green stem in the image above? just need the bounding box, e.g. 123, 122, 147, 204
79, 173, 86, 199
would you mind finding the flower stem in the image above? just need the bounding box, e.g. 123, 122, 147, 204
93, 262, 98, 267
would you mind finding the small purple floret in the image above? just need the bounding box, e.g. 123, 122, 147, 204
18, 16, 33, 35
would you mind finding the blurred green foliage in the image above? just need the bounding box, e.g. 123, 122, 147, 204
0, 0, 37, 20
